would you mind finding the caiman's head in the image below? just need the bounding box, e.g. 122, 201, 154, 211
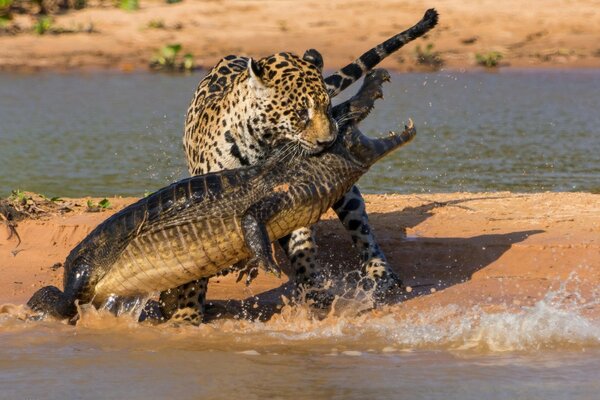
335, 119, 416, 168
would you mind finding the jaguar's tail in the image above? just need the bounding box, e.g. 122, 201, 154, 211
325, 8, 439, 97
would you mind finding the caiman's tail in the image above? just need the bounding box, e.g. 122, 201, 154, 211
325, 9, 439, 97
347, 119, 417, 166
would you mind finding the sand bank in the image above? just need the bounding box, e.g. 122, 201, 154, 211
1, 192, 598, 319
1, 0, 600, 72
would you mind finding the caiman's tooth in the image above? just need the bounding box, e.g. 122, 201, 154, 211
405, 118, 414, 130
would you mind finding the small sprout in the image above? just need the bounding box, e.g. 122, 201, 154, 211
87, 198, 111, 212
475, 51, 503, 68
150, 43, 195, 72
147, 19, 165, 29
414, 43, 444, 70
33, 16, 53, 35
98, 198, 111, 209
9, 189, 27, 204
143, 191, 151, 198
119, 0, 139, 11
165, 0, 182, 3
182, 53, 194, 71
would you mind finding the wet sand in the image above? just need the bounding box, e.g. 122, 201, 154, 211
1, 192, 598, 319
1, 0, 600, 72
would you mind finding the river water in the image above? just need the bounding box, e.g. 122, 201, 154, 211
1, 281, 600, 399
1, 69, 599, 197
1, 69, 599, 398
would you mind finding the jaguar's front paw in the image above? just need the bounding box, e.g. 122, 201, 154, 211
362, 258, 405, 302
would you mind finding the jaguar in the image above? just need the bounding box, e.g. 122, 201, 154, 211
161, 9, 439, 324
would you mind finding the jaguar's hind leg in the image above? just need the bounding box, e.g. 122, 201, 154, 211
279, 227, 332, 305
165, 279, 207, 326
333, 186, 402, 296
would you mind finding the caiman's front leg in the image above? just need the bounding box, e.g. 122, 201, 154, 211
236, 196, 285, 285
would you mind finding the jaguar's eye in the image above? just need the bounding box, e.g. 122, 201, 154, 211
296, 109, 309, 122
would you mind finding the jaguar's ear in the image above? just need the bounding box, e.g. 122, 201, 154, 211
248, 58, 266, 89
303, 49, 323, 71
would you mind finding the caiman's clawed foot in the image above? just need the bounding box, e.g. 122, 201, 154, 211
236, 256, 281, 286
360, 68, 391, 101
332, 68, 391, 127
27, 285, 77, 320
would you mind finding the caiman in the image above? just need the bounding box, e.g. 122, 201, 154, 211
27, 69, 417, 320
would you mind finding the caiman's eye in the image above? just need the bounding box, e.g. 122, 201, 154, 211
296, 109, 310, 123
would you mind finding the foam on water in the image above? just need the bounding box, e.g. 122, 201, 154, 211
1, 276, 598, 354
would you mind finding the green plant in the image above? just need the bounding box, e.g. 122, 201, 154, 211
147, 18, 165, 29
182, 52, 194, 70
33, 16, 52, 35
150, 43, 195, 71
87, 198, 111, 211
0, 0, 12, 26
119, 0, 139, 11
9, 189, 27, 204
165, 0, 181, 3
475, 51, 503, 68
415, 43, 444, 69
158, 43, 181, 67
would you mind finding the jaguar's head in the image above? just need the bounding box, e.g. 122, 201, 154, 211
245, 50, 338, 154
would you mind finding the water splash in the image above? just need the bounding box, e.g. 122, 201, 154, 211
1, 275, 599, 354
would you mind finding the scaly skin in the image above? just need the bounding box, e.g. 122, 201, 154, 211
27, 70, 417, 321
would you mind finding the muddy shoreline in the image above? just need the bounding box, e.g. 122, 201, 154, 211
1, 0, 600, 73
1, 192, 598, 320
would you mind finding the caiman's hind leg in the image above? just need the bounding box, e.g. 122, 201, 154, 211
27, 263, 93, 320
332, 69, 403, 296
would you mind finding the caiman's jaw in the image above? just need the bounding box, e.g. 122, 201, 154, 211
343, 119, 416, 167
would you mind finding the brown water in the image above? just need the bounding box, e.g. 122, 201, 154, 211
2, 281, 600, 399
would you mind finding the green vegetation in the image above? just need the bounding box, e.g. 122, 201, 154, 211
0, 0, 13, 26
147, 18, 165, 29
8, 189, 27, 204
33, 15, 52, 34
475, 51, 503, 68
150, 43, 195, 72
165, 0, 182, 3
87, 198, 111, 212
119, 0, 139, 11
415, 43, 444, 70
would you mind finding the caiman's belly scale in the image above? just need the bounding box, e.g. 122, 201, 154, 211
92, 197, 330, 301
94, 216, 246, 299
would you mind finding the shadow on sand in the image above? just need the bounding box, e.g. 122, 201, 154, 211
203, 197, 544, 322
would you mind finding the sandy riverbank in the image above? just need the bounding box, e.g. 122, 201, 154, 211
1, 192, 598, 320
1, 0, 600, 72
